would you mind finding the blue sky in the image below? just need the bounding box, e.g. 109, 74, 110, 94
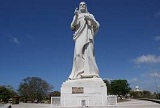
0, 0, 160, 92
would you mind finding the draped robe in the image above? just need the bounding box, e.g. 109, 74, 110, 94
69, 12, 100, 80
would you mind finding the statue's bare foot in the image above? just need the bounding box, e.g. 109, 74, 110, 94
93, 75, 98, 78
77, 75, 82, 79
68, 78, 72, 80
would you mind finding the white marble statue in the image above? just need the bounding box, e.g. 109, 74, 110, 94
69, 2, 100, 80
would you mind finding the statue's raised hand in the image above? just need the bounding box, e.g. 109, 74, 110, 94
74, 8, 79, 16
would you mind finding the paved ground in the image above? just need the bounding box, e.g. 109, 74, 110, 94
117, 99, 160, 108
1, 99, 160, 108
0, 103, 11, 108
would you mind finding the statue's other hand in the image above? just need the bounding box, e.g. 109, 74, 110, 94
84, 15, 93, 21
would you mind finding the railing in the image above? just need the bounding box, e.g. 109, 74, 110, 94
51, 97, 61, 107
107, 95, 117, 106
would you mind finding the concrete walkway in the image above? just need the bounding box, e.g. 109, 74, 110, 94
3, 99, 160, 108
0, 103, 11, 108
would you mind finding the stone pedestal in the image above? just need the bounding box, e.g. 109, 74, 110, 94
61, 78, 107, 107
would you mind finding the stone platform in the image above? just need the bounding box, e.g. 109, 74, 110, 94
61, 78, 107, 107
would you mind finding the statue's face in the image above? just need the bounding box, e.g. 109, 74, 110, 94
79, 2, 87, 12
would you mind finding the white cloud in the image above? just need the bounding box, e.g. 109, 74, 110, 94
130, 78, 138, 82
155, 11, 160, 18
10, 36, 20, 45
154, 36, 160, 41
133, 54, 160, 64
129, 78, 138, 85
25, 33, 34, 43
129, 71, 160, 92
150, 72, 160, 78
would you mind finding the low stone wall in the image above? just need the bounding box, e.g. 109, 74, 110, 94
139, 98, 160, 104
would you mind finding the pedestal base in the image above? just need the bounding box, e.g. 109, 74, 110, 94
61, 78, 107, 107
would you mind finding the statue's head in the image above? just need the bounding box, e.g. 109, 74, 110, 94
79, 2, 88, 13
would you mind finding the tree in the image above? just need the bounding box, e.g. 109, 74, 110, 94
111, 79, 131, 99
143, 90, 151, 98
130, 91, 143, 98
18, 77, 53, 102
50, 91, 61, 97
0, 85, 17, 102
130, 90, 152, 99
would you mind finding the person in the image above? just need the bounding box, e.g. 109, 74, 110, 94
69, 2, 100, 80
